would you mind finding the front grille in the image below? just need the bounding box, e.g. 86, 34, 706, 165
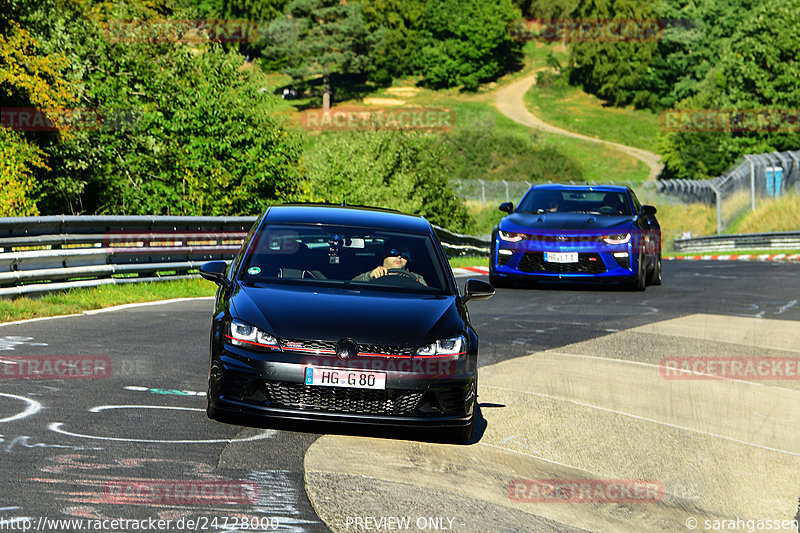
263, 381, 425, 416
280, 338, 335, 353
279, 338, 416, 357
518, 252, 606, 274
358, 344, 416, 357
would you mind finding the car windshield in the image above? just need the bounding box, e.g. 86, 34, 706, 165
238, 224, 450, 293
517, 189, 633, 216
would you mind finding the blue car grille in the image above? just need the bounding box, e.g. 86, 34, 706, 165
518, 252, 606, 274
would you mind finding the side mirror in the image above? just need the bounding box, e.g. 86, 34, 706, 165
199, 261, 232, 289
463, 278, 495, 303
499, 202, 513, 213
640, 205, 657, 216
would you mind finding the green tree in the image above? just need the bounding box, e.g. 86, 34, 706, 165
359, 0, 426, 83
182, 0, 289, 60
415, 0, 523, 90
636, 0, 752, 110
0, 127, 44, 216
15, 0, 306, 215
306, 131, 473, 233
266, 0, 373, 110
0, 18, 76, 214
658, 0, 800, 180
567, 0, 659, 107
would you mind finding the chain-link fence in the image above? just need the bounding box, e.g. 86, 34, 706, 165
452, 150, 800, 235
655, 151, 800, 233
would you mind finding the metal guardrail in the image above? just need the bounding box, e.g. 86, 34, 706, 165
0, 216, 255, 297
673, 231, 800, 253
0, 215, 491, 297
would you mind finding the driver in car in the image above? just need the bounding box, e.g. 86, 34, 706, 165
352, 241, 427, 285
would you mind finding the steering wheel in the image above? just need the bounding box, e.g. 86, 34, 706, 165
385, 268, 419, 280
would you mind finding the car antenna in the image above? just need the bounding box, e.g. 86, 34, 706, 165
341, 195, 347, 207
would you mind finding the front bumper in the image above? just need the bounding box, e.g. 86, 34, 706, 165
491, 234, 638, 281
208, 344, 476, 428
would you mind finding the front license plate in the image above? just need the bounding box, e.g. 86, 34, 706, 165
304, 367, 386, 390
544, 252, 578, 263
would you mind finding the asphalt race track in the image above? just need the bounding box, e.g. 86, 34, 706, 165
1, 260, 799, 532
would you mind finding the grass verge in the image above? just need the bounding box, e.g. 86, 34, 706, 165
524, 76, 661, 155
0, 278, 217, 324
0, 256, 493, 323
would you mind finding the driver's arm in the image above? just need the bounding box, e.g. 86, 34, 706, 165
352, 271, 373, 282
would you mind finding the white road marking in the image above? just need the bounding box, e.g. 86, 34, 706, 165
777, 300, 798, 315
49, 404, 276, 443
0, 393, 43, 423
482, 384, 800, 457
545, 351, 800, 392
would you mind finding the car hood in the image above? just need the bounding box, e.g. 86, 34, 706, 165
230, 283, 462, 347
501, 212, 635, 232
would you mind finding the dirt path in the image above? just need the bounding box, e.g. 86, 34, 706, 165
494, 73, 663, 182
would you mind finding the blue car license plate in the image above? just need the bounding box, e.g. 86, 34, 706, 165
544, 252, 578, 263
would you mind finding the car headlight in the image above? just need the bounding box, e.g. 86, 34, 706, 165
602, 233, 631, 245
416, 336, 465, 357
499, 231, 525, 242
226, 319, 280, 350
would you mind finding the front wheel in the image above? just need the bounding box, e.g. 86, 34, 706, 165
627, 252, 646, 291
647, 253, 662, 286
443, 418, 474, 444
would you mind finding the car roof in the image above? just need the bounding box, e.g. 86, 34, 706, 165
262, 204, 432, 234
528, 184, 630, 193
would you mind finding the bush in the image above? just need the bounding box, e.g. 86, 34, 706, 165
304, 130, 474, 233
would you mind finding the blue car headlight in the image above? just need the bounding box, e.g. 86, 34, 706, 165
499, 231, 525, 242
602, 233, 631, 245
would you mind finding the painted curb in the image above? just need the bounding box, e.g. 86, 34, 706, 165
665, 254, 800, 262
451, 266, 490, 277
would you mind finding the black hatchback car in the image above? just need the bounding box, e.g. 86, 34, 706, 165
199, 204, 494, 442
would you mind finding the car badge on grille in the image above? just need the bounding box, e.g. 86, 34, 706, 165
556, 236, 568, 241
336, 338, 359, 360
285, 341, 303, 349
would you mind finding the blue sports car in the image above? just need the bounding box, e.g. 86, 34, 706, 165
489, 185, 661, 290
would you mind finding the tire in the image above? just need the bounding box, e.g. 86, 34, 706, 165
206, 380, 236, 423
206, 381, 218, 420
489, 273, 511, 288
445, 418, 474, 444
627, 252, 646, 291
442, 376, 477, 444
647, 253, 662, 286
